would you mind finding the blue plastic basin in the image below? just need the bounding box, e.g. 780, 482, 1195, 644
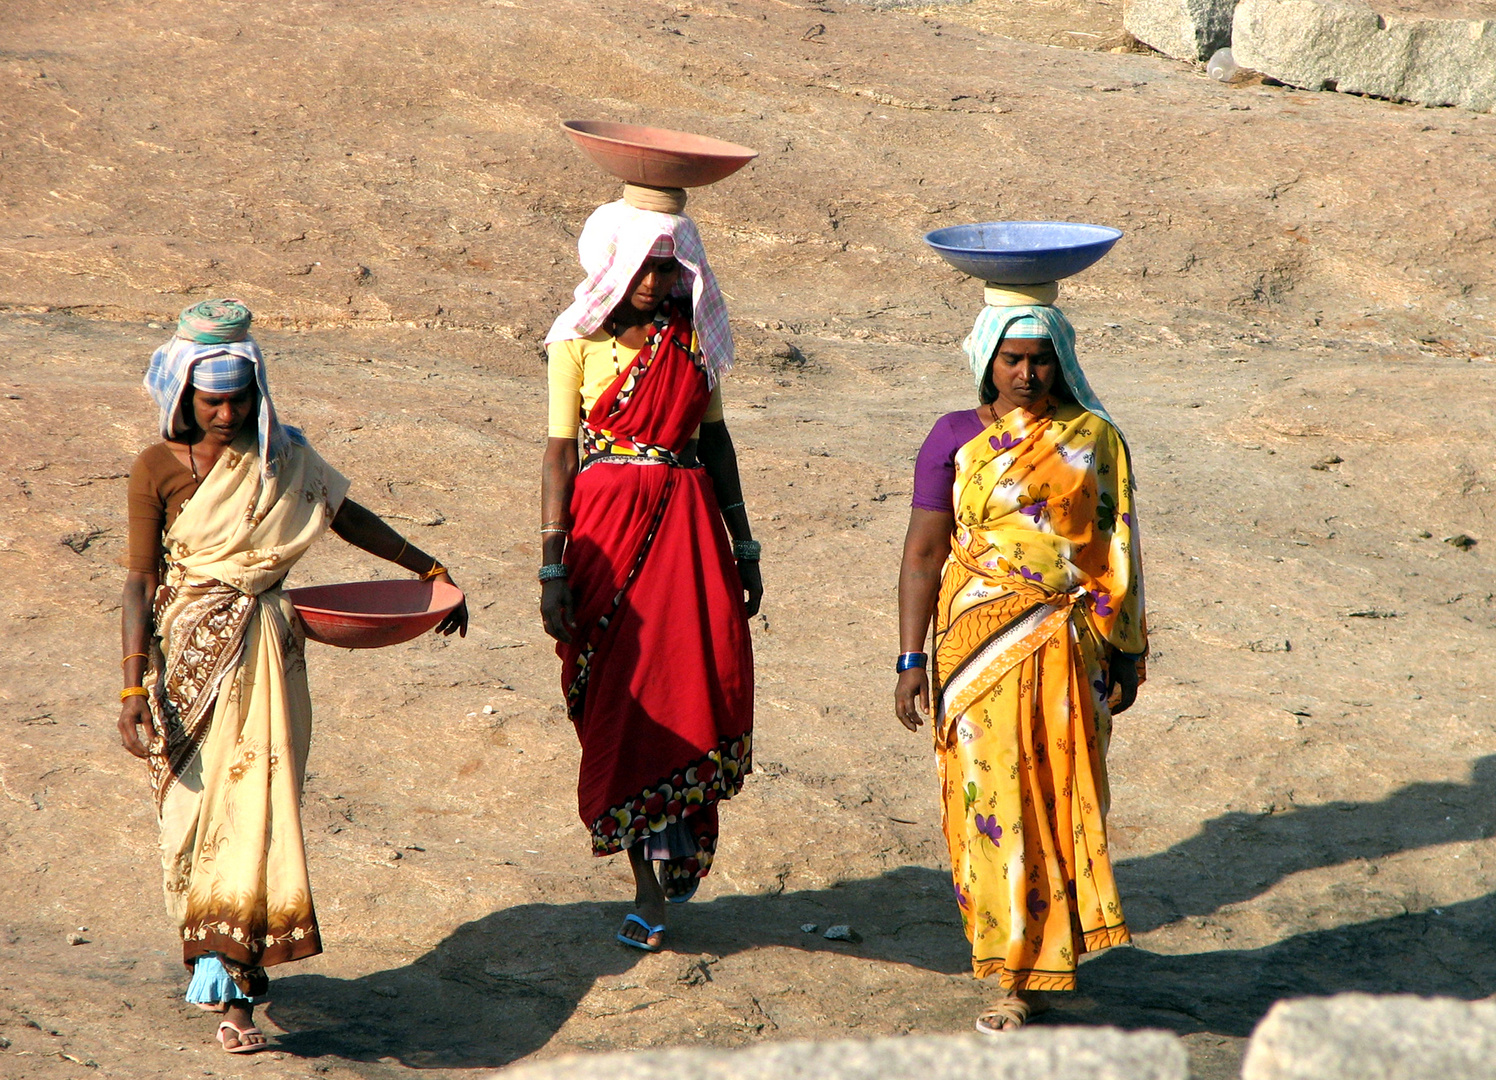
924, 221, 1123, 284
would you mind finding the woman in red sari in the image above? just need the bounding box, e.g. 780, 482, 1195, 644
540, 198, 760, 951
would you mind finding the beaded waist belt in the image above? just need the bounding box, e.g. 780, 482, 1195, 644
580, 426, 694, 471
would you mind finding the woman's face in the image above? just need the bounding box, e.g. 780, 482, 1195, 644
189, 385, 256, 442
624, 255, 682, 314
987, 338, 1058, 411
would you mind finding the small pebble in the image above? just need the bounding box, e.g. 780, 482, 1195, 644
800, 923, 818, 934
389, 849, 402, 860
147, 322, 163, 329
823, 924, 860, 942
66, 932, 88, 946
482, 705, 495, 715
372, 985, 399, 998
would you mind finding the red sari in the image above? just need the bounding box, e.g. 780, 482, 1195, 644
560, 306, 753, 895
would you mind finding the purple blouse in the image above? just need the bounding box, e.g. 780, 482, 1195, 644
912, 409, 987, 514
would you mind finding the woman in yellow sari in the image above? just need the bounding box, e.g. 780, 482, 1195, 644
116, 301, 467, 1053
894, 294, 1145, 1033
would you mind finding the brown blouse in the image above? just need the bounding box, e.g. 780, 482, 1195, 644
126, 442, 200, 575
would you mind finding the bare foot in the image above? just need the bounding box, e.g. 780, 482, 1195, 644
619, 845, 666, 948
216, 1001, 268, 1052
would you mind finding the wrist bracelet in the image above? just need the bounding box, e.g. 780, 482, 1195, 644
121, 652, 148, 667
896, 652, 928, 673
421, 562, 448, 581
720, 501, 745, 513
732, 539, 762, 561
120, 686, 149, 701
538, 563, 569, 582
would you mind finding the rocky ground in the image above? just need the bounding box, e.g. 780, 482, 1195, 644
2, 1, 1494, 1078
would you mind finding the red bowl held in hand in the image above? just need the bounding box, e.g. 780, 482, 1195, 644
561, 120, 758, 188
287, 579, 463, 649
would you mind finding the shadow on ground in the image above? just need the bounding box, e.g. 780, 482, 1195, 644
1115, 754, 1496, 933
265, 760, 1496, 1068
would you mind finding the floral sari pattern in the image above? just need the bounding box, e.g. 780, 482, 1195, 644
932, 400, 1145, 991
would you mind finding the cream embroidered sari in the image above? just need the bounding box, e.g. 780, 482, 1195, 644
143, 430, 347, 982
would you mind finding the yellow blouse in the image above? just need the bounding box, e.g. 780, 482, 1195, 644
547, 330, 724, 439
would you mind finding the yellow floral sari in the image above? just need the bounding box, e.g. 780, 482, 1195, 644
933, 399, 1145, 991
143, 429, 347, 987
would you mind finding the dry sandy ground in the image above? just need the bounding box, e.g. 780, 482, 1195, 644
2, 2, 1495, 1079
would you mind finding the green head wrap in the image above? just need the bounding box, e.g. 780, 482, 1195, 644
175, 299, 253, 344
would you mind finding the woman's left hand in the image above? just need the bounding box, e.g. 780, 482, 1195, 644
1107, 651, 1139, 714
737, 560, 763, 618
434, 572, 469, 637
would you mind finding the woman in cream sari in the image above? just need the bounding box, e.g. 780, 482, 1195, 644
894, 292, 1145, 1033
117, 301, 467, 1053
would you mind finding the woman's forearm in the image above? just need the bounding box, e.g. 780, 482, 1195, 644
330, 499, 443, 575
898, 560, 944, 654
698, 421, 752, 542
898, 510, 956, 655
120, 572, 158, 688
541, 438, 579, 565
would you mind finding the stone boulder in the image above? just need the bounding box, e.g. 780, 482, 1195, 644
1242, 994, 1496, 1080
495, 1030, 1189, 1080
1233, 0, 1496, 111
1124, 0, 1240, 61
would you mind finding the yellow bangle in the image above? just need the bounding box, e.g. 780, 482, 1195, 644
121, 652, 148, 667
421, 563, 448, 581
120, 687, 149, 701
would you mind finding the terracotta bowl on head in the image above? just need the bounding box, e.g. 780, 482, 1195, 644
287, 579, 463, 649
561, 120, 758, 188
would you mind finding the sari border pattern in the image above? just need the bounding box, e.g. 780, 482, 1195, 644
146, 577, 256, 811
589, 732, 752, 859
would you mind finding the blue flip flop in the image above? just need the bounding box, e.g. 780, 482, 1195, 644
616, 913, 665, 952
666, 880, 699, 905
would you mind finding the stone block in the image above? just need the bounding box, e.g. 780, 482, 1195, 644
1242, 994, 1496, 1080
1125, 0, 1240, 61
497, 1030, 1189, 1080
1233, 0, 1496, 111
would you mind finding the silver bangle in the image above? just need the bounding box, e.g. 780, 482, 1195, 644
732, 539, 762, 561
538, 563, 569, 582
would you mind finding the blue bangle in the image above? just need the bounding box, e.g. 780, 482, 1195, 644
896, 652, 928, 673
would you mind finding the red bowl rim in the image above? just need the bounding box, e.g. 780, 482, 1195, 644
287, 580, 463, 621
560, 120, 759, 163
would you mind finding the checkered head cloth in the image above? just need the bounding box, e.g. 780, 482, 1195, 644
143, 314, 304, 477
544, 200, 734, 386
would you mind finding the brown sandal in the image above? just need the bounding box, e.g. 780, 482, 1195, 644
975, 995, 1031, 1034
976, 989, 1052, 1034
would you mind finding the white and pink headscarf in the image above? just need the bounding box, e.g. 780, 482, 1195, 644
544, 199, 734, 387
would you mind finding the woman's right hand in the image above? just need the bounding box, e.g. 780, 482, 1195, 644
894, 667, 930, 732
118, 695, 156, 759
541, 578, 576, 644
